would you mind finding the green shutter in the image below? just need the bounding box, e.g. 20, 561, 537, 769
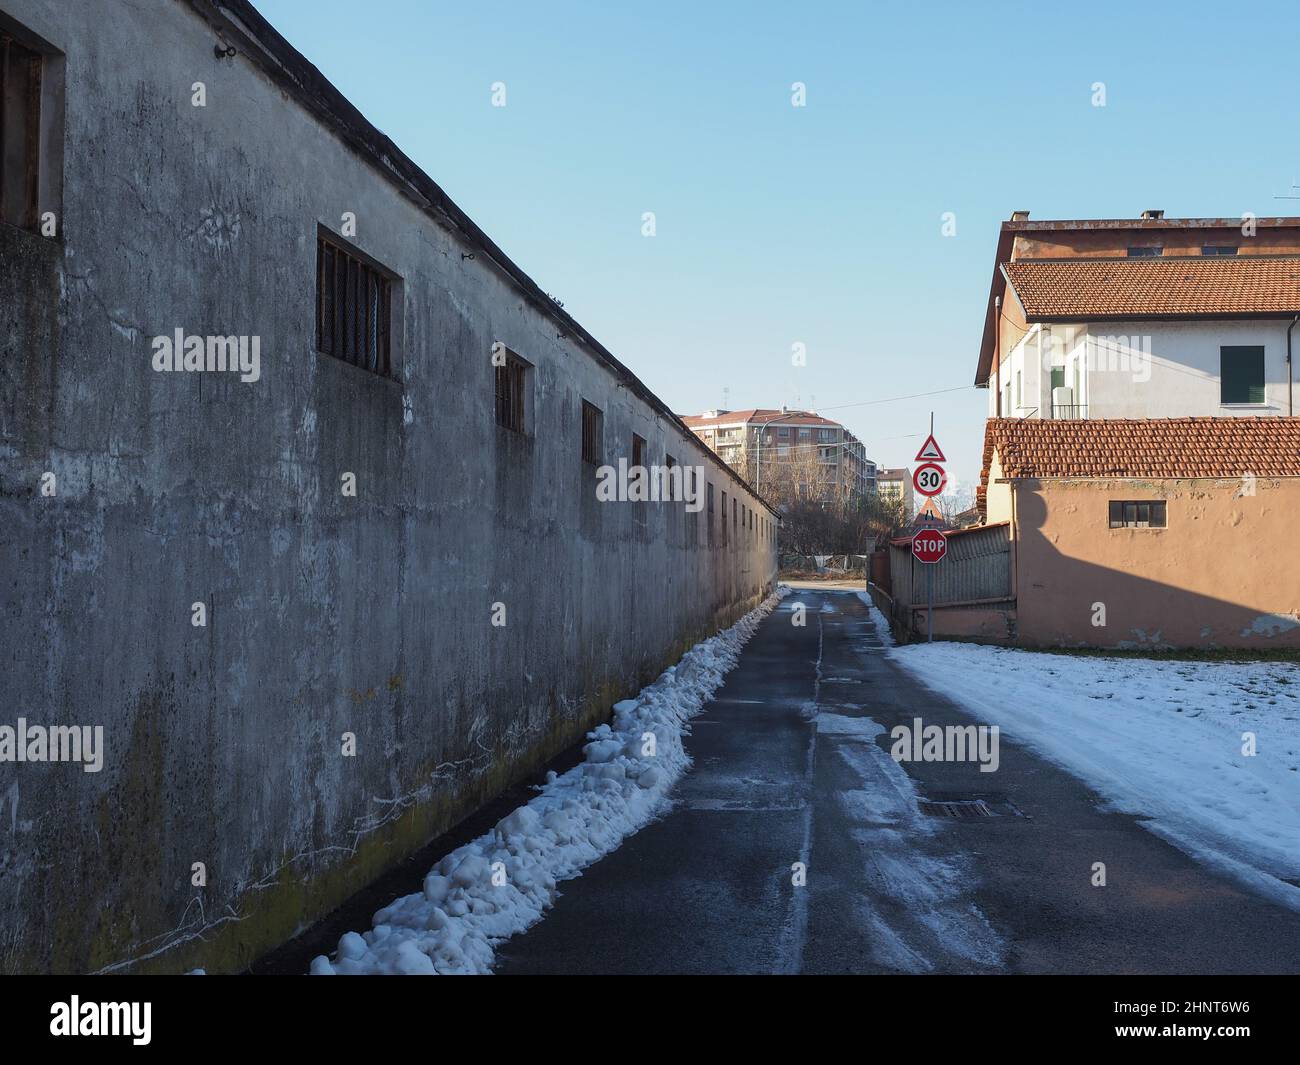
1221, 346, 1265, 404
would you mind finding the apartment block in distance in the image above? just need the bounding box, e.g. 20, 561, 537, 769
681, 408, 876, 502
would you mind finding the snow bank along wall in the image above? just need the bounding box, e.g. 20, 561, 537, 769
0, 0, 778, 973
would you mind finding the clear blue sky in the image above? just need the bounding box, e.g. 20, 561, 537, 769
256, 0, 1300, 486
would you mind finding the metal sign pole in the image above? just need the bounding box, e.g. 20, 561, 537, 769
927, 562, 933, 642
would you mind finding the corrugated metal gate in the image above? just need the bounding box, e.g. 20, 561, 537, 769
884, 522, 1014, 640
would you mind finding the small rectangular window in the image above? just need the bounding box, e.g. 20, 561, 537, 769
494, 347, 531, 433
581, 400, 603, 464
1126, 246, 1163, 257
1202, 245, 1238, 256
0, 31, 42, 230
1220, 346, 1265, 404
721, 491, 728, 545
632, 433, 645, 469
664, 453, 676, 501
1109, 500, 1166, 528
316, 232, 394, 375
706, 484, 715, 546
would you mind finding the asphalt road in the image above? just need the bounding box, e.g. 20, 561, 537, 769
496, 588, 1300, 974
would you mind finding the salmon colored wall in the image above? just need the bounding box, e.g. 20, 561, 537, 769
1011, 476, 1300, 649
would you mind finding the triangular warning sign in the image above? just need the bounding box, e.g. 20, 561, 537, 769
913, 497, 943, 525
915, 433, 946, 462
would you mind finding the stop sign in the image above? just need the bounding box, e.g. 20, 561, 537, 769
912, 529, 947, 564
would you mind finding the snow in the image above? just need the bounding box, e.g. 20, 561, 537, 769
309, 587, 789, 975
815, 712, 1004, 971
855, 591, 896, 648
884, 635, 1300, 911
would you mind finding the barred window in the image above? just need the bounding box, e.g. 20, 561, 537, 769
1, 30, 42, 230
1109, 500, 1166, 528
494, 347, 531, 433
581, 400, 603, 464
316, 232, 393, 375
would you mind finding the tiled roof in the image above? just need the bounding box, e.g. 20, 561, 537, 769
681, 409, 843, 429
1003, 256, 1300, 319
982, 417, 1300, 485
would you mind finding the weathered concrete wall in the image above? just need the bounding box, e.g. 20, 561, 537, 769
1011, 477, 1300, 650
0, 0, 776, 973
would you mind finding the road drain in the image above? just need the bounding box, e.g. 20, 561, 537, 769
918, 798, 1026, 820
919, 799, 994, 819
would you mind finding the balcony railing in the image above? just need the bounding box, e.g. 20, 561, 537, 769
1051, 404, 1088, 419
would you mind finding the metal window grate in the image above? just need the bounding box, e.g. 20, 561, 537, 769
316, 234, 392, 375
1108, 500, 1167, 529
495, 352, 528, 433
581, 400, 603, 464
0, 31, 43, 230
919, 799, 994, 820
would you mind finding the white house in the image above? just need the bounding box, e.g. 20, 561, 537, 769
976, 214, 1300, 419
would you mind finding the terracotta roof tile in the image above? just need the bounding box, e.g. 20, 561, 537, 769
977, 417, 1300, 515
1004, 256, 1300, 319
681, 409, 843, 428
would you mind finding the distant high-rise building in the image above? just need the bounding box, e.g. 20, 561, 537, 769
874, 467, 914, 519
679, 408, 876, 502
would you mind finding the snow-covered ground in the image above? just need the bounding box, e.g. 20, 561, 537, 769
310, 587, 788, 975
886, 634, 1300, 911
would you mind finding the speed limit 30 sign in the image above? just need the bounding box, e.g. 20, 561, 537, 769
913, 462, 947, 497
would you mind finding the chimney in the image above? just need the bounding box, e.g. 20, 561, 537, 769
1010, 210, 1030, 221
1141, 209, 1164, 220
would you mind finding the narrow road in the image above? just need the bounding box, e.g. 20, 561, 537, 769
496, 588, 1300, 974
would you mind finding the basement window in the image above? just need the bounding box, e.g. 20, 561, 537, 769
581, 400, 603, 465
1220, 346, 1265, 404
494, 347, 531, 434
1126, 246, 1163, 257
1202, 245, 1238, 256
0, 30, 42, 230
316, 231, 395, 375
1109, 501, 1167, 529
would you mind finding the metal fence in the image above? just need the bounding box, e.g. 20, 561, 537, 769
888, 523, 1011, 609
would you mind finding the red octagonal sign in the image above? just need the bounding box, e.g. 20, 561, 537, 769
912, 529, 948, 564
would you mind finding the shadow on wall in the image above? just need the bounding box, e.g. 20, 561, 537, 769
1011, 486, 1300, 650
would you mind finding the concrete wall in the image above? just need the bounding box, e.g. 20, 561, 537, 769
0, 0, 776, 973
1009, 477, 1300, 649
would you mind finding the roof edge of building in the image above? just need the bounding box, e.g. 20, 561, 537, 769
184, 0, 778, 514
